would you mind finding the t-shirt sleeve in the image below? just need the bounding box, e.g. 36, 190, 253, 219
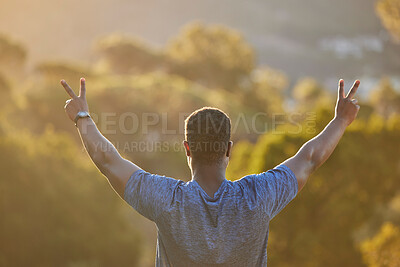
123, 169, 180, 222
253, 164, 298, 219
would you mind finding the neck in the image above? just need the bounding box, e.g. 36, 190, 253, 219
191, 162, 227, 197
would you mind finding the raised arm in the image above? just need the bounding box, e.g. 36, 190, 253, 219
61, 78, 140, 198
283, 79, 360, 191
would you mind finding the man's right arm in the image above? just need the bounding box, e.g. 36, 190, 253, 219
76, 116, 140, 198
61, 78, 140, 198
283, 79, 360, 191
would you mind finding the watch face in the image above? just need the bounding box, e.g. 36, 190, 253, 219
74, 111, 90, 125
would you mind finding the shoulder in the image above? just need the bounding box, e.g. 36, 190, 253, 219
124, 169, 184, 199
254, 164, 297, 184
123, 169, 186, 221
234, 164, 298, 194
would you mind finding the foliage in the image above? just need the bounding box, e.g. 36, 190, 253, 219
292, 77, 333, 111
94, 34, 165, 74
0, 128, 142, 267
361, 222, 400, 267
376, 0, 400, 42
35, 61, 93, 85
369, 77, 400, 118
245, 67, 288, 113
0, 72, 10, 93
167, 22, 255, 89
0, 34, 26, 69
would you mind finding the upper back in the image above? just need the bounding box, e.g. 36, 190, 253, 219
156, 178, 270, 265
123, 165, 298, 266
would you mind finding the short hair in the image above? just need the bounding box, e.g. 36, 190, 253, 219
184, 107, 231, 164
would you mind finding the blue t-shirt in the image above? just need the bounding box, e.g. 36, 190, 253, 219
124, 164, 298, 267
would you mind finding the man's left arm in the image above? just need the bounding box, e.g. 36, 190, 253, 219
283, 79, 360, 191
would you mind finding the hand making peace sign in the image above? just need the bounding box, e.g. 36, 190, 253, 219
335, 79, 360, 126
61, 78, 89, 122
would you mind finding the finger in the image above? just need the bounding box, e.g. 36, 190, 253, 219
346, 80, 360, 99
351, 99, 358, 105
79, 77, 86, 98
338, 79, 345, 99
61, 80, 77, 99
64, 99, 71, 109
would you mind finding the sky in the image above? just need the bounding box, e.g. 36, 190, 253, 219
1, 0, 399, 93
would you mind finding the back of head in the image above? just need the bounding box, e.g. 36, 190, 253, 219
185, 107, 231, 165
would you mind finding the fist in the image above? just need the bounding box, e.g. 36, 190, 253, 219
335, 79, 360, 126
61, 78, 89, 122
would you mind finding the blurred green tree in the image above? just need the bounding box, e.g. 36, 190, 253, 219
0, 128, 142, 266
292, 77, 333, 111
35, 61, 92, 85
94, 34, 165, 74
355, 193, 400, 266
376, 0, 400, 42
369, 77, 400, 118
360, 222, 400, 267
0, 72, 10, 92
167, 22, 255, 90
247, 67, 289, 113
0, 34, 26, 78
0, 72, 12, 111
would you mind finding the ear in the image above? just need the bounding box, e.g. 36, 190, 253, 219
226, 141, 233, 158
183, 140, 191, 157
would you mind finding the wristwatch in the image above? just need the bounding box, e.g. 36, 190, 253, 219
74, 111, 91, 127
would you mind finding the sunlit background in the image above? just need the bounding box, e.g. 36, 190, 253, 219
1, 0, 400, 266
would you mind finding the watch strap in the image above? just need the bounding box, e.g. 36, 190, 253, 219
74, 111, 90, 127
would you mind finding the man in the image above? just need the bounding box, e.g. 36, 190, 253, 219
61, 78, 360, 266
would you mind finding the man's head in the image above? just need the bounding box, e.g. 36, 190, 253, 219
184, 107, 232, 167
